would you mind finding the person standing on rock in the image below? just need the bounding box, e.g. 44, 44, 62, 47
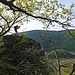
14, 25, 20, 36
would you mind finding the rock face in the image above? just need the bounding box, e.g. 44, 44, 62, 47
0, 35, 45, 75
3, 35, 41, 49
3, 35, 22, 48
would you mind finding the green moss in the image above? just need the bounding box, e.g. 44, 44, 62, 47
61, 64, 75, 75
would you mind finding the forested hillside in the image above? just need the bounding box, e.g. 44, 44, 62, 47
21, 30, 75, 52
0, 35, 48, 75
0, 34, 75, 75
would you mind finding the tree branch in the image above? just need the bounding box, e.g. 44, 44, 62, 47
47, 37, 61, 75
0, 12, 23, 36
0, 0, 65, 26
41, 36, 61, 75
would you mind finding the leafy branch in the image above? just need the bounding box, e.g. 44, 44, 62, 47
0, 12, 23, 36
0, 0, 75, 27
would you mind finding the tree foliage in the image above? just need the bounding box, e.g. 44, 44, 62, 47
0, 0, 75, 36
0, 0, 75, 75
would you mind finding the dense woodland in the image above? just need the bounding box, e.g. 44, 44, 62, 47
0, 0, 75, 75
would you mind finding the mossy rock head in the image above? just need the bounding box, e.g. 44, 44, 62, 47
3, 35, 21, 48
2, 35, 41, 50
20, 37, 41, 49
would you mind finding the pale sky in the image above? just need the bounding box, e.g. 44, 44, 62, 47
8, 0, 75, 34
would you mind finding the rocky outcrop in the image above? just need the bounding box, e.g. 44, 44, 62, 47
0, 35, 45, 75
3, 35, 41, 49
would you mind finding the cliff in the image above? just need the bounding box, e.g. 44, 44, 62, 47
0, 35, 45, 75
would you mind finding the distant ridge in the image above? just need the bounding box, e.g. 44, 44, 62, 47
20, 30, 75, 52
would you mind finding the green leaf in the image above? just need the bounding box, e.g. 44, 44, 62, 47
41, 13, 45, 16
68, 11, 72, 15
54, 0, 58, 2
70, 3, 74, 8
0, 8, 3, 12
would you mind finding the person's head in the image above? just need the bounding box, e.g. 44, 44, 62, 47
16, 25, 18, 27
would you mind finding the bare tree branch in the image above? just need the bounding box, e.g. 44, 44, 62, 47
0, 12, 24, 36
47, 37, 61, 75
0, 14, 9, 24
0, 26, 3, 34
41, 36, 61, 75
51, 63, 58, 71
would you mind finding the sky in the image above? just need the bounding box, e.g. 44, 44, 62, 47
9, 0, 75, 34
